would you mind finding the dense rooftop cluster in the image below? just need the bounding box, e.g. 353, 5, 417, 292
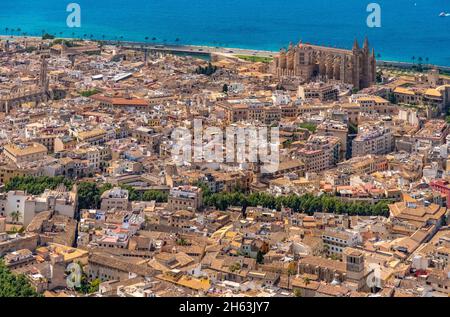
0, 37, 449, 297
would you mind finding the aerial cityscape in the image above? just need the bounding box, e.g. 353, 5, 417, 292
0, 1, 449, 300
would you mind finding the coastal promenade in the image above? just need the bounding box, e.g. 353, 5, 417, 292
2, 36, 450, 72
113, 41, 450, 72
108, 41, 277, 59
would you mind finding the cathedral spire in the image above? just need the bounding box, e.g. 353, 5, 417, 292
353, 38, 360, 50
363, 37, 369, 51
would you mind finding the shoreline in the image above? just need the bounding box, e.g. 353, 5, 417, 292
2, 34, 450, 72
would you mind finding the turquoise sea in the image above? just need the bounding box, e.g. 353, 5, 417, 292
0, 0, 449, 66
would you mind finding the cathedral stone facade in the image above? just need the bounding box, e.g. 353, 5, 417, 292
271, 38, 376, 90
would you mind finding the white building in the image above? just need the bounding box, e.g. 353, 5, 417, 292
321, 228, 362, 256
100, 187, 129, 211
0, 186, 77, 226
352, 124, 393, 157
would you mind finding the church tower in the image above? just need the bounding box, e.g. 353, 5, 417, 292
39, 57, 49, 91
361, 37, 371, 88
343, 247, 366, 290
352, 39, 361, 90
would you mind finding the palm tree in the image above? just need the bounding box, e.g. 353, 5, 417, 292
411, 56, 416, 65
303, 277, 311, 286
5, 27, 9, 35
10, 211, 21, 224
152, 37, 156, 42
418, 57, 423, 65
23, 33, 28, 49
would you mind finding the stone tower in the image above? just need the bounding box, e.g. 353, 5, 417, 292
343, 247, 366, 290
428, 68, 440, 87
352, 39, 361, 89
39, 56, 49, 91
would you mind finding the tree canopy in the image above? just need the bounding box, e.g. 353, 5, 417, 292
4, 176, 73, 195
4, 177, 169, 211
195, 63, 217, 76
202, 189, 390, 217
0, 261, 40, 297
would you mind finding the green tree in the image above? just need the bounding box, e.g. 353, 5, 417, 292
4, 176, 73, 195
87, 279, 101, 294
195, 63, 217, 76
256, 251, 264, 264
287, 262, 297, 276
77, 182, 101, 210
376, 70, 383, 83
80, 88, 100, 97
298, 122, 317, 133
201, 189, 390, 217
303, 277, 311, 285
142, 190, 168, 203
42, 33, 55, 40
9, 211, 21, 224
0, 261, 41, 297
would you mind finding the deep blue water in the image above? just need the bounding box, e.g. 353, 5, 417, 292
0, 0, 449, 65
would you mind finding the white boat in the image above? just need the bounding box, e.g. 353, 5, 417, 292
439, 12, 450, 17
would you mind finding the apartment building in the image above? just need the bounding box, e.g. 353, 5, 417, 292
3, 142, 48, 164
316, 120, 349, 158
352, 124, 393, 157
297, 82, 338, 102
321, 228, 362, 256
168, 186, 203, 212
100, 187, 130, 211
298, 135, 341, 172
0, 186, 77, 226
75, 128, 107, 145
414, 119, 449, 147
351, 94, 395, 115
